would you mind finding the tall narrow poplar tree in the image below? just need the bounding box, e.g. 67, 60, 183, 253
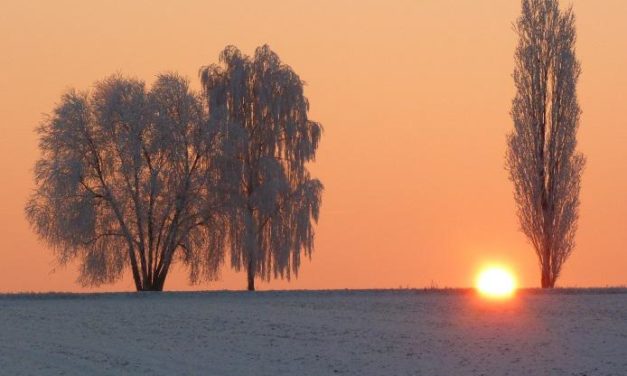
506, 0, 585, 288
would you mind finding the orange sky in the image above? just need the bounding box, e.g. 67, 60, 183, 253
1, 0, 626, 292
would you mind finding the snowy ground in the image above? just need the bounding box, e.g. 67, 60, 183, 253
1, 289, 626, 375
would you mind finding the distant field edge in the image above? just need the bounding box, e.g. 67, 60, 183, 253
1, 287, 627, 299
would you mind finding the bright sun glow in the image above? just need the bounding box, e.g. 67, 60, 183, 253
476, 266, 517, 298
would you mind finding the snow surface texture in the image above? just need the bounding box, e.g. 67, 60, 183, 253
1, 290, 626, 375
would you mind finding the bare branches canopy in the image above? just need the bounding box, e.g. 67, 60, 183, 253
200, 45, 323, 291
26, 74, 228, 291
506, 0, 584, 288
26, 46, 323, 291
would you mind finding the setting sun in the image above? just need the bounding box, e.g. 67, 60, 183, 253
476, 267, 517, 298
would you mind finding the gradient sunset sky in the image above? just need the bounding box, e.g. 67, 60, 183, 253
1, 0, 626, 292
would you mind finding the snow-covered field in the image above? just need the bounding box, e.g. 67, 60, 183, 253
1, 289, 626, 375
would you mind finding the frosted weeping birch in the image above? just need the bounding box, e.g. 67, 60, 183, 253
25, 74, 227, 291
201, 45, 323, 291
506, 0, 585, 288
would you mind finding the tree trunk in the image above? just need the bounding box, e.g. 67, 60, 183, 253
247, 259, 255, 291
540, 263, 554, 288
541, 269, 550, 288
133, 267, 167, 292
138, 284, 164, 292
151, 274, 166, 292
134, 276, 164, 291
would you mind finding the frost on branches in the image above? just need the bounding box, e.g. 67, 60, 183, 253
200, 45, 323, 291
506, 0, 585, 288
26, 74, 229, 291
26, 46, 323, 292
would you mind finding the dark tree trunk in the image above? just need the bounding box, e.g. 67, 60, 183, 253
541, 263, 555, 288
133, 263, 168, 292
151, 275, 166, 291
135, 276, 164, 291
146, 265, 169, 291
541, 270, 550, 288
247, 259, 255, 291
139, 284, 164, 292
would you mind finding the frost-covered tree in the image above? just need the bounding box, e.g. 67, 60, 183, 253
26, 73, 228, 291
200, 45, 323, 291
506, 0, 585, 288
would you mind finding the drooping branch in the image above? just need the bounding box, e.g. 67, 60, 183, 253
200, 45, 323, 290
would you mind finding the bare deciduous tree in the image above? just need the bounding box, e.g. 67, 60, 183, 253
26, 73, 227, 291
506, 0, 585, 288
200, 45, 323, 291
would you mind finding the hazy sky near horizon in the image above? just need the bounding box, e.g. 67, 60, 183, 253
1, 0, 626, 292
